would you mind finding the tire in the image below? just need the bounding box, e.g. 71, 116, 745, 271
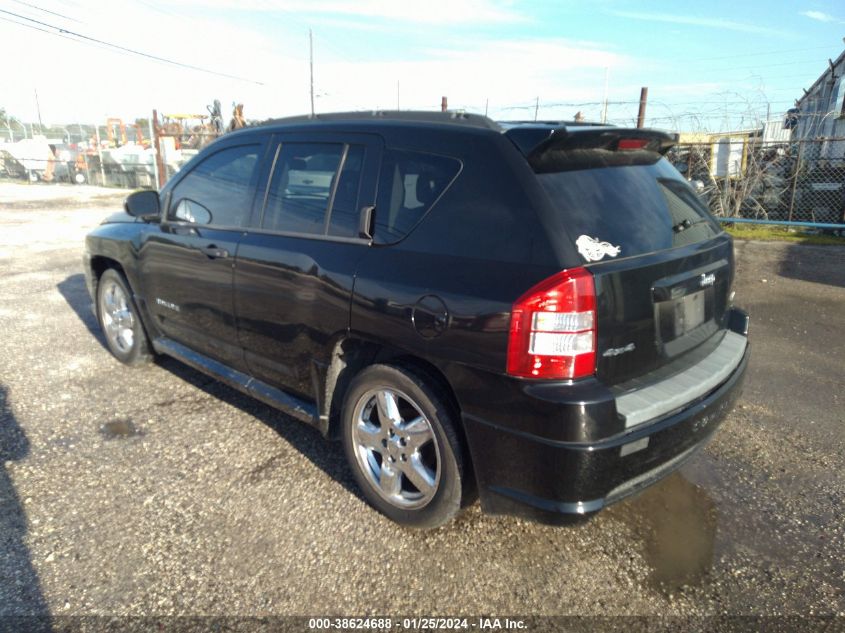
340, 363, 470, 529
96, 268, 152, 366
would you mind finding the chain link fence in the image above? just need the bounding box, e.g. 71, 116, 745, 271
4, 121, 845, 229
666, 137, 845, 227
0, 110, 233, 190
0, 121, 158, 188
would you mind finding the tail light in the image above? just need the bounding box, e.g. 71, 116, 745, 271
617, 138, 650, 150
507, 267, 596, 380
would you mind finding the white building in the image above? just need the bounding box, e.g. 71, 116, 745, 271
791, 48, 845, 141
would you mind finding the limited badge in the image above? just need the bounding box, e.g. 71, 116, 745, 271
576, 235, 621, 262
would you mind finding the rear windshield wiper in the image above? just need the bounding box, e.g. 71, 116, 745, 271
672, 218, 710, 233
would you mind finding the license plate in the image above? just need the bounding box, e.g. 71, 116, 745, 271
674, 290, 705, 336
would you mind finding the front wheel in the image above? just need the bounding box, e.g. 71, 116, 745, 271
97, 268, 152, 366
341, 364, 471, 529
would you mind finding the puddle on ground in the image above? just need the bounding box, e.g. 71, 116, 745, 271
99, 418, 140, 439
610, 470, 718, 593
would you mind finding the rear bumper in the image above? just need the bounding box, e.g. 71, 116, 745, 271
462, 335, 749, 525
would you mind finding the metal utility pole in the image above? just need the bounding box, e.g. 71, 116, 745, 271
148, 116, 159, 191
636, 87, 648, 128
152, 109, 166, 189
601, 68, 609, 124
534, 96, 539, 121
787, 140, 804, 222
94, 124, 105, 186
34, 89, 44, 134
309, 29, 315, 117
441, 96, 448, 112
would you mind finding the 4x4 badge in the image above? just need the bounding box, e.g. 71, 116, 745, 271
576, 235, 621, 262
603, 342, 636, 357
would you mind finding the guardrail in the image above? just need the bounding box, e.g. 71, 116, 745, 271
717, 217, 845, 230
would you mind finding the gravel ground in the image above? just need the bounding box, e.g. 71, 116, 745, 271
0, 182, 843, 619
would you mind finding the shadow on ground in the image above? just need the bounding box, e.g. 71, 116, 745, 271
57, 274, 106, 348
777, 243, 845, 289
152, 356, 363, 503
56, 273, 361, 505
0, 384, 52, 627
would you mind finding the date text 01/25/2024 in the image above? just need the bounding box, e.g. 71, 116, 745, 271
307, 617, 527, 630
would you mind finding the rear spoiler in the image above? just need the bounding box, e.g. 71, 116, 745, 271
505, 126, 678, 173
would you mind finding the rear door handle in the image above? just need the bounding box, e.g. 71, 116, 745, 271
202, 244, 229, 259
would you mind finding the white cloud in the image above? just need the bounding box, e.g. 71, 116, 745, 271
1, 0, 635, 125
655, 82, 727, 95
311, 39, 635, 119
608, 10, 792, 38
800, 10, 843, 23
171, 0, 528, 25
0, 3, 310, 124
291, 0, 528, 24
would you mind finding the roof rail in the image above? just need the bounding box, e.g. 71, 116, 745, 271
253, 110, 501, 130
498, 120, 614, 128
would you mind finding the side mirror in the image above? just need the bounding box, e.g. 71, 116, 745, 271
124, 190, 160, 220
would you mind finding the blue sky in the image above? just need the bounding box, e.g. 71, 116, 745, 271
1, 0, 845, 132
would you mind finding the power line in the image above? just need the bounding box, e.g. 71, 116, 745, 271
8, 0, 81, 23
0, 7, 264, 85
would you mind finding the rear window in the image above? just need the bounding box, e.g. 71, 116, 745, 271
538, 158, 721, 260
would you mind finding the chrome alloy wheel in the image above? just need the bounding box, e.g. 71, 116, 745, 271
351, 387, 441, 509
99, 278, 135, 354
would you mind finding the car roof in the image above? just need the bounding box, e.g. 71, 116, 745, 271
222, 110, 625, 158
238, 111, 611, 134
245, 110, 501, 132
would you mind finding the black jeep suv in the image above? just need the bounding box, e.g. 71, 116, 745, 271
84, 111, 749, 528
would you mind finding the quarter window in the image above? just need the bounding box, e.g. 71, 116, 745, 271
374, 149, 461, 244
169, 144, 259, 227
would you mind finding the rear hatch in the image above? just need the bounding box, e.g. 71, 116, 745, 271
512, 126, 732, 385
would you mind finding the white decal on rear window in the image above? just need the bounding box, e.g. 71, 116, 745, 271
576, 235, 621, 262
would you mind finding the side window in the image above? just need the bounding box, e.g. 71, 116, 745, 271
173, 199, 212, 225
262, 143, 344, 235
374, 149, 461, 244
169, 144, 259, 227
327, 144, 365, 238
